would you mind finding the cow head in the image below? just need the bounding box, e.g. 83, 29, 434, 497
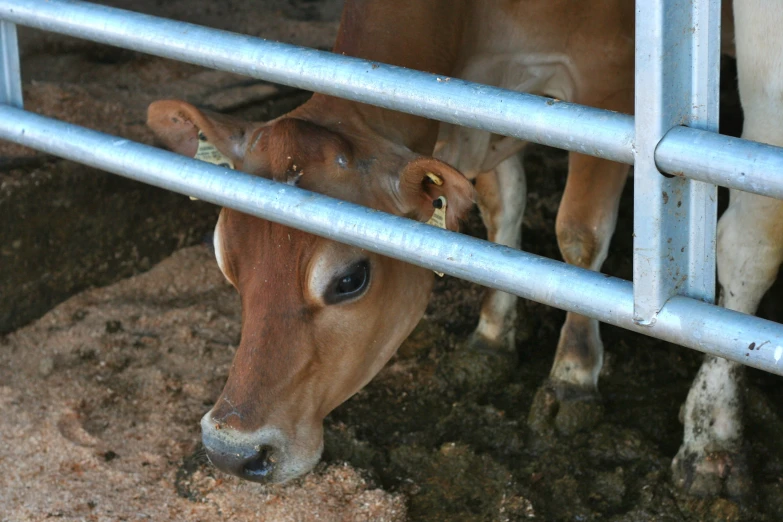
147, 100, 474, 484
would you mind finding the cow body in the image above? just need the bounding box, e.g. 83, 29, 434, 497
146, 0, 781, 498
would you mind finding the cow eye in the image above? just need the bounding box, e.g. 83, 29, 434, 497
327, 260, 370, 303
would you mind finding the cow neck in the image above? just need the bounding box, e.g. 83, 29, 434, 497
297, 0, 466, 156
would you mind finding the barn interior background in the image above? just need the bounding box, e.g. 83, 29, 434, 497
1, 0, 782, 521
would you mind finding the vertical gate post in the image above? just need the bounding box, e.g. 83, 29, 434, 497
1, 19, 22, 107
633, 0, 720, 325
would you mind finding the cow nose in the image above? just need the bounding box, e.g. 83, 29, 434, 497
200, 414, 283, 483
204, 439, 277, 481
241, 446, 276, 478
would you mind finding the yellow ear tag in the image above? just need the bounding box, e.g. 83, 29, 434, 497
425, 196, 448, 277
425, 171, 443, 186
189, 131, 235, 200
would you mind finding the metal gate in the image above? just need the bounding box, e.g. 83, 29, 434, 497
2, 0, 783, 374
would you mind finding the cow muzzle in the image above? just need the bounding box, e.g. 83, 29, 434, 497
200, 412, 322, 484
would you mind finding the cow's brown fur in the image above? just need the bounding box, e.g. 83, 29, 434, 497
148, 0, 637, 484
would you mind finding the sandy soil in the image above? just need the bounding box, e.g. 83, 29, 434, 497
0, 246, 405, 522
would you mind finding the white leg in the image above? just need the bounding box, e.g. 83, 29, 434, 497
673, 189, 783, 497
673, 1, 783, 496
473, 154, 527, 348
436, 152, 527, 389
673, 356, 748, 497
436, 126, 528, 348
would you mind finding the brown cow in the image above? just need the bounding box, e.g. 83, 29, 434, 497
147, 0, 634, 485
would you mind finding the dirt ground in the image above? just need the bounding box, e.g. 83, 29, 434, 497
3, 1, 783, 521
0, 0, 344, 334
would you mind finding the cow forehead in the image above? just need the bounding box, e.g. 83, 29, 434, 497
220, 210, 370, 298
222, 211, 317, 278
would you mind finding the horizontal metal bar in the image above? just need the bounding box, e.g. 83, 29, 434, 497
4, 0, 783, 201
656, 126, 783, 200
0, 0, 629, 164
2, 104, 782, 375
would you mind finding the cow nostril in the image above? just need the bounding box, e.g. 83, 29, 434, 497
242, 446, 275, 479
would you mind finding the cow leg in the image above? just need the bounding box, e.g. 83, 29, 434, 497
473, 153, 527, 351
672, 1, 783, 496
672, 190, 783, 498
440, 153, 526, 387
528, 153, 629, 435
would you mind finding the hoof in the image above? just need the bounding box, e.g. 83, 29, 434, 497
671, 446, 752, 499
437, 333, 517, 391
527, 381, 603, 437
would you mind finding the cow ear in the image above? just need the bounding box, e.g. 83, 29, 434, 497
147, 100, 258, 166
398, 157, 475, 231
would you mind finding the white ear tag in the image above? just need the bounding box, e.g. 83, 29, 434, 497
189, 131, 236, 200
425, 196, 448, 277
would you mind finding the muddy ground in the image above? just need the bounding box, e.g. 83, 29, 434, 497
3, 0, 783, 521
0, 0, 342, 334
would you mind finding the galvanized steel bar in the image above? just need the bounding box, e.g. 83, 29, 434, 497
633, 0, 720, 325
0, 19, 22, 108
4, 0, 782, 202
0, 0, 635, 164
1, 104, 782, 375
3, 0, 783, 202
681, 0, 720, 304
656, 126, 783, 200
